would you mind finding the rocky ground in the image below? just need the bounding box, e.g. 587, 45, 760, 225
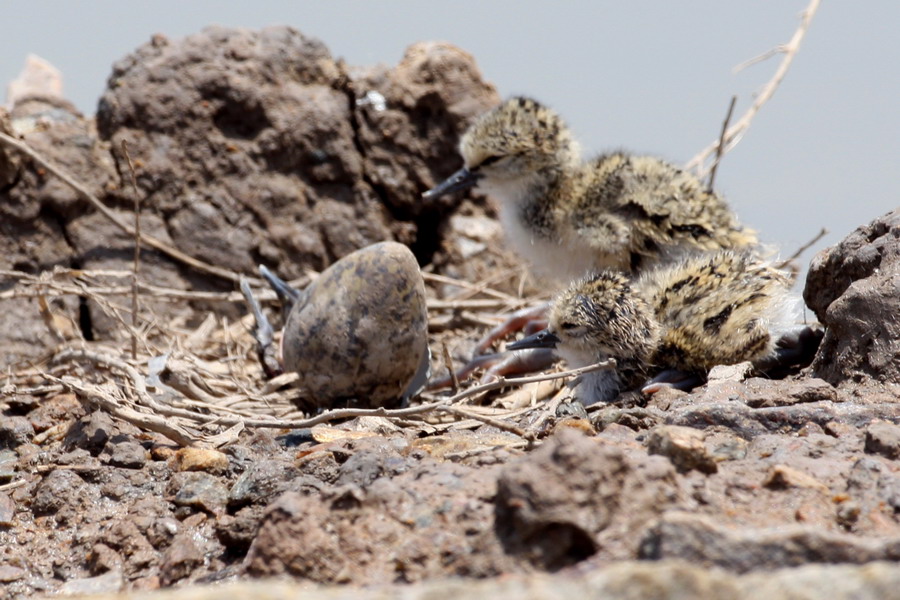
1, 26, 899, 600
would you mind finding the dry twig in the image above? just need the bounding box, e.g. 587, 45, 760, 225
121, 139, 142, 359
685, 0, 821, 177
774, 227, 828, 271
0, 479, 28, 493
707, 95, 737, 191
441, 341, 460, 394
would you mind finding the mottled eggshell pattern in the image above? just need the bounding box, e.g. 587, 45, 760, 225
281, 241, 428, 410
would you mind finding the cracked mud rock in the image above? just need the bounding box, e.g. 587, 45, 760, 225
0, 25, 499, 364
804, 208, 900, 385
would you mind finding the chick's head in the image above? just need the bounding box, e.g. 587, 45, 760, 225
460, 97, 579, 191
549, 272, 660, 367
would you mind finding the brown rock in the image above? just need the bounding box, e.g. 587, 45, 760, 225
101, 437, 148, 469
246, 452, 511, 584
647, 425, 717, 474
864, 420, 900, 460
639, 512, 900, 572
0, 97, 112, 365
88, 542, 123, 575
354, 41, 499, 218
64, 410, 117, 454
245, 492, 345, 581
763, 464, 830, 493
6, 95, 113, 222
172, 447, 229, 474
495, 428, 683, 568
160, 534, 205, 586
65, 210, 195, 340
740, 377, 838, 408
0, 416, 34, 449
804, 209, 900, 384
100, 518, 158, 570
95, 27, 497, 282
168, 472, 229, 515
31, 468, 88, 516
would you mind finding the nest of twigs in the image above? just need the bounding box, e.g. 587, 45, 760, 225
2, 256, 624, 453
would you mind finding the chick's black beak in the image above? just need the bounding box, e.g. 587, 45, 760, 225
422, 167, 481, 200
506, 329, 561, 351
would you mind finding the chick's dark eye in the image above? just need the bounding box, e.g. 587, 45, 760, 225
479, 155, 502, 167
559, 322, 577, 331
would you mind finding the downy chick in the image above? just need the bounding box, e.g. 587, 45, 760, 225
509, 251, 800, 404
424, 96, 758, 282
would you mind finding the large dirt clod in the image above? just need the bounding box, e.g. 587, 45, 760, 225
804, 209, 900, 385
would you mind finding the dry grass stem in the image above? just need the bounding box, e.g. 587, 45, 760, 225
774, 227, 829, 271
685, 0, 821, 177
707, 95, 737, 192
121, 139, 142, 359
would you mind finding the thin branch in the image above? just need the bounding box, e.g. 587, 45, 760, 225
421, 271, 519, 303
0, 131, 259, 285
733, 45, 786, 73
707, 95, 737, 191
0, 479, 28, 493
0, 269, 501, 313
435, 404, 531, 440
774, 227, 828, 270
0, 273, 265, 303
441, 341, 460, 394
427, 298, 529, 311
121, 139, 141, 360
435, 359, 615, 405
685, 0, 821, 177
51, 374, 199, 447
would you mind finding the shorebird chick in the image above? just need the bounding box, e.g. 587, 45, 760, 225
424, 96, 758, 282
509, 251, 800, 404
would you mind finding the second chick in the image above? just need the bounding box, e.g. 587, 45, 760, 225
509, 250, 801, 404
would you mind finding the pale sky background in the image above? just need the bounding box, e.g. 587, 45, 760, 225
3, 1, 898, 287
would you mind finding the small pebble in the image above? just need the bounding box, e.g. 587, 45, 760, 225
228, 459, 296, 508
647, 425, 717, 474
169, 472, 228, 515
0, 565, 26, 583
105, 441, 148, 469
864, 420, 900, 460
0, 449, 17, 482
31, 469, 84, 516
160, 535, 204, 586
172, 447, 229, 474
0, 416, 35, 449
0, 493, 15, 526
763, 464, 829, 492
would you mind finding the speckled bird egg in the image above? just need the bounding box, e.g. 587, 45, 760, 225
281, 241, 429, 410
